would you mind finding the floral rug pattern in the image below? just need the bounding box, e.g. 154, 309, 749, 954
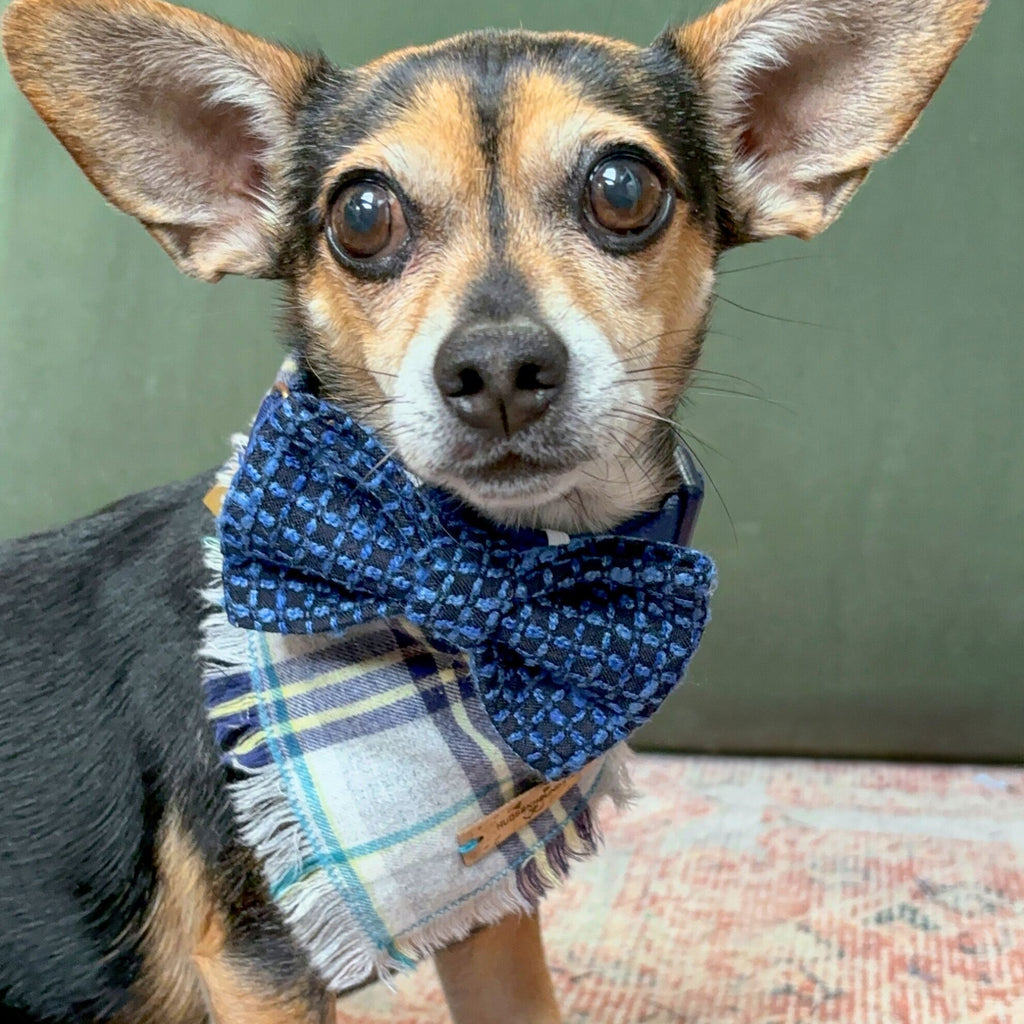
337, 755, 1024, 1023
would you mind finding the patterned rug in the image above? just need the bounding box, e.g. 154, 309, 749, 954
336, 755, 1024, 1024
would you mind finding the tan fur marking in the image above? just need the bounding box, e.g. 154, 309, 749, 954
113, 814, 214, 1024
301, 228, 491, 423
299, 259, 384, 406
304, 75, 491, 411
115, 814, 328, 1024
498, 70, 714, 412
503, 69, 679, 189
318, 76, 484, 213
508, 214, 712, 407
194, 947, 330, 1024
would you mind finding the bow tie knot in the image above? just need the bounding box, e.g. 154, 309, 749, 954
219, 386, 715, 779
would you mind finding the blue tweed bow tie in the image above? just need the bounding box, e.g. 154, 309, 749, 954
218, 382, 715, 779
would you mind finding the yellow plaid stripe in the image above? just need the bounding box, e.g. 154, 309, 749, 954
208, 647, 409, 720
233, 662, 462, 757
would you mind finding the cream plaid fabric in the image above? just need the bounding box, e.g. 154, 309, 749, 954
201, 438, 630, 991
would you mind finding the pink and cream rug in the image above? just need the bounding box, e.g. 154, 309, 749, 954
337, 755, 1024, 1023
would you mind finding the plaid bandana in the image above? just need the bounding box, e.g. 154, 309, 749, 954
201, 362, 712, 989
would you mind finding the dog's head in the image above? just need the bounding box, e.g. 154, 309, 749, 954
3, 0, 984, 530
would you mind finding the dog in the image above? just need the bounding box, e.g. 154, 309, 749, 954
0, 0, 985, 1021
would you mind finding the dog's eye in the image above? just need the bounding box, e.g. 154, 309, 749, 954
584, 155, 672, 247
326, 180, 408, 264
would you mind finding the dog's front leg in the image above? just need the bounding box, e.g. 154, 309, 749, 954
434, 912, 562, 1024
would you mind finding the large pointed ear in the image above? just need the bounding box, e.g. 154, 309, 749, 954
666, 0, 986, 244
2, 0, 325, 280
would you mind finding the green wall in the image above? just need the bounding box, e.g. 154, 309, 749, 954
2, 1, 1021, 760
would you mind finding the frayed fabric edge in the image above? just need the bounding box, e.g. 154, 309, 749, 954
198, 437, 382, 989
198, 432, 635, 991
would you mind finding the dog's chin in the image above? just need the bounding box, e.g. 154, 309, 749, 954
441, 465, 582, 517
413, 453, 677, 535
430, 462, 585, 524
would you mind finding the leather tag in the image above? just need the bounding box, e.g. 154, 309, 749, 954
203, 485, 227, 517
456, 771, 583, 865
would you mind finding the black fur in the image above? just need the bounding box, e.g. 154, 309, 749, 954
0, 477, 317, 1021
458, 262, 539, 324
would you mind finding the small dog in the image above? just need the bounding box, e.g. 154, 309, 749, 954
0, 0, 985, 1021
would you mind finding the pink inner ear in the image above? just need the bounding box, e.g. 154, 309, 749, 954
113, 73, 280, 274
185, 101, 270, 207
736, 62, 800, 163
734, 39, 866, 167
149, 81, 272, 212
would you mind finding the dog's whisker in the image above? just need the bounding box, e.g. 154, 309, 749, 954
687, 386, 796, 414
673, 431, 737, 544
717, 254, 811, 276
621, 363, 770, 398
622, 404, 729, 460
322, 359, 400, 380
612, 436, 660, 496
614, 413, 733, 530
619, 326, 699, 357
712, 292, 826, 330
687, 367, 765, 389
603, 407, 735, 540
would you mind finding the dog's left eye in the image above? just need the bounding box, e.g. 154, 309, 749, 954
326, 179, 408, 267
583, 154, 673, 250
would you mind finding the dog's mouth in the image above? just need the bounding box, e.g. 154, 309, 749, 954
414, 429, 681, 531
409, 427, 595, 500
437, 451, 583, 508
382, 397, 688, 529
459, 452, 575, 483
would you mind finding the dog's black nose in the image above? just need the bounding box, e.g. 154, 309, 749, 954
433, 321, 568, 437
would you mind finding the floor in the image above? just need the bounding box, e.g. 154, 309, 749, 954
336, 754, 1024, 1024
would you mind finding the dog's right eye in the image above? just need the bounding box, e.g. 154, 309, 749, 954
326, 179, 409, 270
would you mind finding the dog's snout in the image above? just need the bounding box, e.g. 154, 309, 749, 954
433, 322, 568, 438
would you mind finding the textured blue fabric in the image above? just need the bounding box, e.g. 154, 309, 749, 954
218, 386, 715, 779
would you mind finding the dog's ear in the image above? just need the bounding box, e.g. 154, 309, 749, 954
665, 0, 986, 244
2, 0, 324, 280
